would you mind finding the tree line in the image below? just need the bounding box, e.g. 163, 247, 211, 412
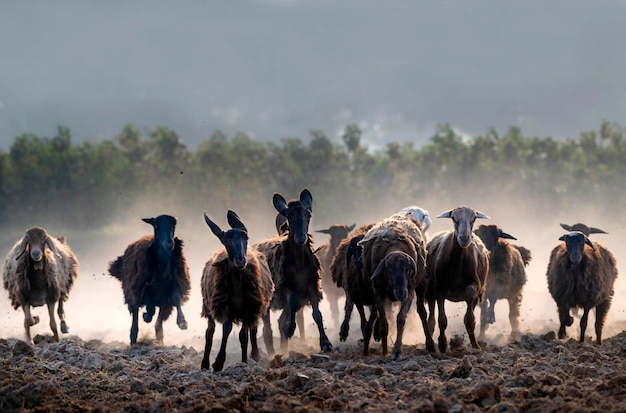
0, 121, 624, 230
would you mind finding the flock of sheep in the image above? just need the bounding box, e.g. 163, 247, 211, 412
1, 188, 619, 372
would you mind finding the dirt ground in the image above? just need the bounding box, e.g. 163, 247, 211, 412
1, 328, 625, 413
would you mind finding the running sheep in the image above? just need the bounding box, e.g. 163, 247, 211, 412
2, 227, 79, 343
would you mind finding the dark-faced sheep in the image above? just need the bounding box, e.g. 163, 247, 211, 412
2, 227, 79, 343
108, 215, 191, 345
200, 210, 274, 372
426, 206, 490, 352
254, 189, 332, 354
358, 214, 434, 359
314, 223, 356, 328
546, 231, 617, 344
473, 224, 532, 340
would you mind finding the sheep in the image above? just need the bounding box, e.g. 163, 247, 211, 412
254, 188, 332, 355
426, 206, 490, 353
200, 210, 274, 372
398, 205, 432, 236
2, 227, 79, 343
314, 223, 356, 328
473, 224, 532, 340
357, 213, 434, 359
546, 231, 617, 344
560, 223, 608, 236
108, 214, 191, 345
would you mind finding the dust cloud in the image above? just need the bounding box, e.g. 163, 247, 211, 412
0, 187, 624, 357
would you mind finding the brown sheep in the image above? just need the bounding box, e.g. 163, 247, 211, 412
546, 231, 617, 344
200, 210, 274, 372
314, 223, 356, 328
426, 206, 490, 352
473, 224, 532, 340
2, 227, 79, 343
254, 189, 332, 354
358, 214, 434, 359
108, 215, 191, 345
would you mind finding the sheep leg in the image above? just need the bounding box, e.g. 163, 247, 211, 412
296, 308, 305, 340
308, 285, 332, 352
173, 291, 188, 330
155, 308, 167, 345
57, 299, 69, 334
362, 305, 379, 356
213, 320, 232, 372
556, 302, 573, 339
249, 323, 260, 362
46, 300, 60, 342
416, 293, 435, 352
579, 307, 590, 344
329, 294, 340, 329
392, 296, 412, 360
261, 309, 275, 357
508, 294, 522, 337
143, 303, 155, 323
339, 298, 354, 342
478, 299, 489, 341
427, 298, 436, 335
594, 300, 610, 345
129, 305, 140, 345
375, 297, 390, 356
22, 304, 39, 344
201, 316, 216, 370
239, 324, 249, 364
437, 297, 448, 353
464, 285, 480, 349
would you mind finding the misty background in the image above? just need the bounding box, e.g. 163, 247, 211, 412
0, 1, 625, 355
1, 1, 626, 150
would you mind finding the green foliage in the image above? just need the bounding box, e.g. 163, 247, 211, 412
1, 121, 625, 230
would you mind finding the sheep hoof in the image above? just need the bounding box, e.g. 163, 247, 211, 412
32, 316, 40, 326
178, 320, 188, 330
143, 312, 153, 323
486, 313, 496, 324
391, 351, 402, 361
60, 322, 69, 334
565, 316, 574, 327
321, 342, 332, 353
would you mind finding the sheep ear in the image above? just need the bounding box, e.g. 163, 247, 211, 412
300, 188, 313, 211
45, 237, 61, 258
589, 226, 608, 234
15, 237, 28, 260
272, 193, 288, 216
142, 217, 155, 227
316, 228, 331, 234
560, 223, 573, 231
204, 212, 224, 239
585, 237, 595, 250
370, 259, 386, 280
226, 210, 247, 232
348, 223, 356, 232
436, 209, 453, 219
558, 234, 567, 241
275, 214, 288, 234
498, 230, 517, 241
476, 210, 490, 219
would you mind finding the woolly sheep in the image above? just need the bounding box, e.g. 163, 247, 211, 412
426, 206, 490, 352
546, 231, 617, 344
108, 215, 191, 345
473, 224, 532, 340
2, 227, 79, 343
200, 210, 274, 371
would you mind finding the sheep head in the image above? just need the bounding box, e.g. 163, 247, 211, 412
559, 223, 608, 236
205, 210, 249, 269
273, 188, 312, 246
474, 224, 516, 252
316, 224, 356, 248
143, 215, 177, 253
370, 251, 416, 302
437, 206, 489, 248
398, 205, 431, 232
559, 231, 594, 265
15, 227, 60, 270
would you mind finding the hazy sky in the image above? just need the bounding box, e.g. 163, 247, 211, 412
1, 1, 625, 150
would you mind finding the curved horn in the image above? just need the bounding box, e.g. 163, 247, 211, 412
560, 223, 573, 232
585, 236, 595, 250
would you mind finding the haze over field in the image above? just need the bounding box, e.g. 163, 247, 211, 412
1, 1, 626, 150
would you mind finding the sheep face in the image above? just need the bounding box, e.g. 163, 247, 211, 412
204, 210, 249, 270
398, 206, 431, 232
474, 224, 516, 252
316, 224, 356, 248
559, 231, 594, 265
15, 227, 59, 271
273, 189, 313, 246
437, 206, 489, 248
371, 251, 416, 302
142, 215, 177, 253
